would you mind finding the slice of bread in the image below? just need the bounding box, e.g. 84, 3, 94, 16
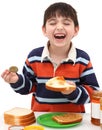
52, 113, 83, 124
4, 107, 34, 119
46, 76, 75, 92
4, 107, 36, 126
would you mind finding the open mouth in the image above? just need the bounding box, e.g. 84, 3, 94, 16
54, 34, 66, 39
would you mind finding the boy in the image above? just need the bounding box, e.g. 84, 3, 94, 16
1, 2, 99, 112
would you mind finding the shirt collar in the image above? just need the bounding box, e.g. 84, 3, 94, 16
41, 41, 76, 63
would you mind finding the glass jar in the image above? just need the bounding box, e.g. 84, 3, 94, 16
91, 90, 102, 125
100, 98, 102, 129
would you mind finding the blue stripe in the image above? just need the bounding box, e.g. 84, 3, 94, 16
76, 57, 89, 65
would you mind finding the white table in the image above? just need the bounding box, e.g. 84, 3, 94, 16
0, 112, 101, 130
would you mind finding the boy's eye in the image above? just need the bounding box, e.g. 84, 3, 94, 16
63, 22, 70, 25
49, 21, 56, 25
63, 20, 71, 25
49, 22, 70, 25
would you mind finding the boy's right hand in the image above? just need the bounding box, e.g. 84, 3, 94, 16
1, 69, 19, 83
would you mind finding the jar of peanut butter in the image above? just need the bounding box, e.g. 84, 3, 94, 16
91, 90, 102, 125
100, 98, 102, 129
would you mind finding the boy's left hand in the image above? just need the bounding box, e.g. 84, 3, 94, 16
61, 81, 76, 94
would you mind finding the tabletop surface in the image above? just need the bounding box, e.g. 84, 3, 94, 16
0, 112, 101, 130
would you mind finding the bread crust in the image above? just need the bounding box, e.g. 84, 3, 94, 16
46, 76, 75, 92
52, 113, 83, 124
4, 112, 34, 119
4, 118, 36, 126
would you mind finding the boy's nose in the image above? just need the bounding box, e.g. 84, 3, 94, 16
56, 24, 64, 30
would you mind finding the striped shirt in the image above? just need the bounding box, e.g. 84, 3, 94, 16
11, 42, 99, 112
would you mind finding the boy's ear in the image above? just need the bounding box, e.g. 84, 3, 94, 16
42, 26, 47, 36
74, 26, 79, 37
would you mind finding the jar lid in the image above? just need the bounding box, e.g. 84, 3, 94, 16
92, 90, 102, 97
8, 125, 24, 130
24, 125, 45, 130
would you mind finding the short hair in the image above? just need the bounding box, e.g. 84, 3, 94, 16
43, 2, 79, 27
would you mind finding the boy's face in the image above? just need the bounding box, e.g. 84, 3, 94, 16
42, 15, 79, 47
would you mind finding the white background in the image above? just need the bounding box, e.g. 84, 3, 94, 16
0, 0, 102, 115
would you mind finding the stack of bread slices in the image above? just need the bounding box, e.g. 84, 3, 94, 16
4, 107, 36, 126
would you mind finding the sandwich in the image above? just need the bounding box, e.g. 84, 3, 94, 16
52, 113, 83, 124
46, 76, 75, 92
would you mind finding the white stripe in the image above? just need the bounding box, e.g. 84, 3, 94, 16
36, 88, 81, 103
13, 74, 32, 92
76, 57, 89, 64
82, 87, 90, 103
67, 87, 82, 103
81, 69, 94, 77
36, 78, 48, 83
13, 74, 25, 91
85, 96, 90, 103
36, 96, 69, 103
28, 56, 41, 62
36, 78, 80, 84
24, 64, 34, 75
29, 80, 33, 92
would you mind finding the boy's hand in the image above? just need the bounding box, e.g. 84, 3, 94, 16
1, 69, 19, 83
61, 81, 76, 94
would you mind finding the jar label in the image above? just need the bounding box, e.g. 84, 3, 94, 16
91, 102, 100, 118
100, 110, 102, 123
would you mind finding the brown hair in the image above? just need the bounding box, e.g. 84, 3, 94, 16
43, 2, 79, 27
